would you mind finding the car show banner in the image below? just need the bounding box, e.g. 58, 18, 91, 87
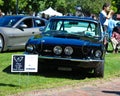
11, 54, 38, 72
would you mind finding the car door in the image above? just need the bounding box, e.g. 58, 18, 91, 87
7, 18, 40, 50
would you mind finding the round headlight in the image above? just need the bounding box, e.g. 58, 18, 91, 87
26, 44, 34, 52
53, 46, 62, 55
95, 50, 102, 58
64, 46, 73, 55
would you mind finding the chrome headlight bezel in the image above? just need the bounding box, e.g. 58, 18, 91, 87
25, 44, 34, 53
53, 46, 62, 55
64, 46, 73, 55
94, 50, 102, 58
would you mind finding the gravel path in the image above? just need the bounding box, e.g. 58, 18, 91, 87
12, 77, 120, 96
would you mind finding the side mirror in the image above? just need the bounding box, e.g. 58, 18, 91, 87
17, 24, 27, 31
39, 27, 45, 32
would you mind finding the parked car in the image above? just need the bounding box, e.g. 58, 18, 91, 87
25, 16, 105, 77
0, 15, 47, 52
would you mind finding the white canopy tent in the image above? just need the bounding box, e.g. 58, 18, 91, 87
40, 7, 63, 16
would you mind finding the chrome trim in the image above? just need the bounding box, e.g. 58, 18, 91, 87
38, 56, 104, 62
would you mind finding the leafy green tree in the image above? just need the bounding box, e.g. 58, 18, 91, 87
1, 0, 14, 14
74, 0, 112, 16
111, 0, 120, 13
55, 0, 67, 15
0, 0, 119, 16
16, 0, 44, 15
0, 0, 3, 5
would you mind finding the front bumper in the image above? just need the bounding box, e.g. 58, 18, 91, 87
38, 55, 104, 68
39, 55, 104, 62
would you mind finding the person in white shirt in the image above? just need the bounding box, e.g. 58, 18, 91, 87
99, 2, 113, 53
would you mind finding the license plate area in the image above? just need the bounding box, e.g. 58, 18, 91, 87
57, 67, 72, 71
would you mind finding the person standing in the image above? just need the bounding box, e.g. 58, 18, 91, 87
111, 26, 120, 53
0, 9, 4, 17
107, 11, 117, 40
99, 2, 113, 53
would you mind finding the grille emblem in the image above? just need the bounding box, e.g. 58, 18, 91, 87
43, 49, 52, 52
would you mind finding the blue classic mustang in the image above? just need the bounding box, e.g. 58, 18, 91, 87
25, 16, 105, 77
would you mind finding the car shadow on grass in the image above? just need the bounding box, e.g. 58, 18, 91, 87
3, 64, 96, 80
2, 50, 24, 53
0, 83, 19, 87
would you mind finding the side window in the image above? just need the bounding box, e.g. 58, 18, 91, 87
56, 21, 62, 30
34, 19, 45, 27
20, 18, 33, 28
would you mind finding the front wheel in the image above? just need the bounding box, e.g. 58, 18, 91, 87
0, 35, 4, 52
94, 62, 104, 78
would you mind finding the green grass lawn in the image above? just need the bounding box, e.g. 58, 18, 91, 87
0, 49, 120, 96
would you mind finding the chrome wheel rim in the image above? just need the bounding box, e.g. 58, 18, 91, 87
0, 36, 3, 52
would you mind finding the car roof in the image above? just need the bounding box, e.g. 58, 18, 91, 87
0, 15, 48, 27
49, 16, 98, 23
2, 15, 47, 20
2, 15, 26, 18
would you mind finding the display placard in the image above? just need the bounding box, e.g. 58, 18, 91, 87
11, 54, 38, 72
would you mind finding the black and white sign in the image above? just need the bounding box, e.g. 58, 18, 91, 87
12, 55, 25, 71
11, 54, 38, 72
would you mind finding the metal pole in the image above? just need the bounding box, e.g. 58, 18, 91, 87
16, 0, 18, 15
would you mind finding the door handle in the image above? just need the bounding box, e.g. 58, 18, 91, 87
32, 32, 35, 34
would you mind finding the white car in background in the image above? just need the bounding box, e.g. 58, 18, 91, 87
0, 15, 47, 52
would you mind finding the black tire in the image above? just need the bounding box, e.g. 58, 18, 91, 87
94, 62, 104, 78
0, 35, 4, 52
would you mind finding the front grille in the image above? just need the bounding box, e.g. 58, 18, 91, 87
36, 44, 99, 59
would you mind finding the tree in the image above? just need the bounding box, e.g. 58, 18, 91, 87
0, 0, 3, 5
0, 0, 118, 16
17, 0, 45, 15
1, 0, 16, 14
112, 0, 120, 13
74, 0, 112, 16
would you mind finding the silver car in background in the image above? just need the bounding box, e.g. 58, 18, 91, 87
0, 15, 47, 52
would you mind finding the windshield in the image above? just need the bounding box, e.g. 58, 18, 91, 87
44, 19, 100, 38
0, 16, 23, 27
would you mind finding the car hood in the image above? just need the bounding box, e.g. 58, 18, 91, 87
28, 36, 102, 47
0, 27, 14, 34
0, 27, 13, 29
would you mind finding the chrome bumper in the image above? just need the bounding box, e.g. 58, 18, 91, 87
38, 56, 104, 63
